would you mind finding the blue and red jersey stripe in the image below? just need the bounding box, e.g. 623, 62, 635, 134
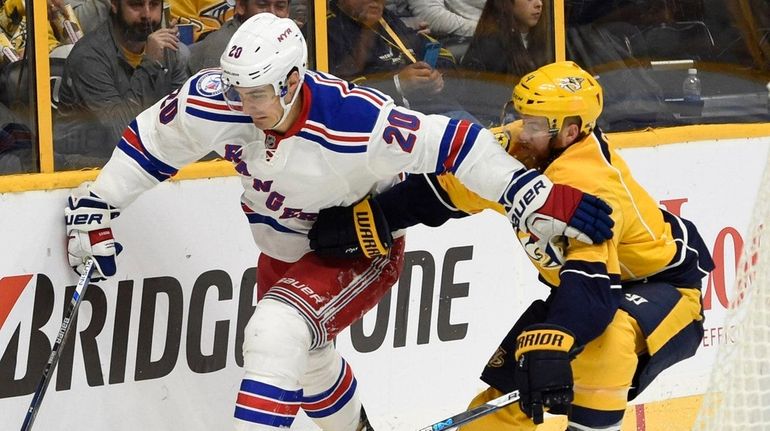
301, 360, 358, 418
435, 119, 482, 174
234, 379, 302, 428
117, 120, 178, 182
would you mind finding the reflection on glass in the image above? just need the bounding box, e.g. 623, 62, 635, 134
327, 0, 475, 120
51, 0, 318, 170
0, 2, 36, 174
565, 0, 770, 132
454, 0, 555, 126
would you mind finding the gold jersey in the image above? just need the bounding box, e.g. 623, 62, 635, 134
436, 123, 681, 287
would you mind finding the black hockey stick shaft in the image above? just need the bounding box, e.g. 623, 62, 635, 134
21, 259, 95, 431
417, 390, 520, 431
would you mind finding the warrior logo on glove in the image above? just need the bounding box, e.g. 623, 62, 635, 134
514, 324, 579, 424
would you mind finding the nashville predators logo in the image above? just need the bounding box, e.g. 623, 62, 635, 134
495, 130, 512, 153
518, 233, 564, 269
559, 77, 584, 93
487, 347, 507, 368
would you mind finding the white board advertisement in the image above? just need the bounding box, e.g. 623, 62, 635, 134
0, 137, 768, 430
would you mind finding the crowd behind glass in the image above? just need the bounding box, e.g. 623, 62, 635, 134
0, 0, 768, 174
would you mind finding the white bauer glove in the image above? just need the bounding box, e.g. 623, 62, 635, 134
65, 184, 122, 281
502, 170, 614, 250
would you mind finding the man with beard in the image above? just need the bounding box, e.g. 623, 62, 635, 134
55, 0, 189, 169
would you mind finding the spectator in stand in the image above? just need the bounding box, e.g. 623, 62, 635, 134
289, 0, 307, 28
327, 0, 470, 118
407, 0, 485, 58
187, 0, 291, 74
0, 0, 91, 60
169, 0, 233, 42
384, 0, 428, 33
459, 0, 552, 124
0, 102, 34, 174
54, 0, 188, 169
462, 0, 550, 81
69, 0, 112, 33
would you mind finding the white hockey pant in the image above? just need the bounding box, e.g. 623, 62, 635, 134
234, 299, 361, 431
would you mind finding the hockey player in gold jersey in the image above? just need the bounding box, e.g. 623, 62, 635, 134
308, 61, 714, 430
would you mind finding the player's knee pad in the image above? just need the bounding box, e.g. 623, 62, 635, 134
235, 300, 313, 430
301, 344, 362, 431
242, 299, 312, 383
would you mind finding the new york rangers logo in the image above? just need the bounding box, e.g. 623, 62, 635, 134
196, 71, 224, 96
559, 76, 584, 93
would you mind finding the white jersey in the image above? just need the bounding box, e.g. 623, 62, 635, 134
92, 69, 527, 262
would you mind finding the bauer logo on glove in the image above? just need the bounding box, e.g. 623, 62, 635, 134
501, 170, 614, 248
65, 184, 122, 281
65, 213, 106, 226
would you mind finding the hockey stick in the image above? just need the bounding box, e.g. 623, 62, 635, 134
20, 259, 95, 431
417, 390, 520, 431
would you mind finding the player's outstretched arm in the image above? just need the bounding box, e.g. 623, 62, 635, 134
500, 169, 614, 247
309, 174, 467, 258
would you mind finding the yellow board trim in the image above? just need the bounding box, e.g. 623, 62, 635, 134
2, 123, 768, 193
33, 0, 54, 173
0, 160, 236, 193
553, 0, 565, 61
609, 123, 770, 149
313, 0, 328, 72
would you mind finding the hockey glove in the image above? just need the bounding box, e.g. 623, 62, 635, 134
65, 185, 122, 281
514, 324, 577, 424
503, 170, 614, 245
309, 198, 393, 259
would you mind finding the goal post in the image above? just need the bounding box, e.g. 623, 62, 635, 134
693, 155, 770, 430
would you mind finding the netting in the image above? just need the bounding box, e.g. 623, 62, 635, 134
694, 155, 770, 430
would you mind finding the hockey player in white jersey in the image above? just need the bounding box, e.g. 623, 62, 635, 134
64, 13, 614, 431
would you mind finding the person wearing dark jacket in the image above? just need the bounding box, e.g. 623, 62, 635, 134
54, 0, 188, 169
458, 0, 552, 125
327, 0, 470, 117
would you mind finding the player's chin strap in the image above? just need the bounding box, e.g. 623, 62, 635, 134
269, 77, 305, 131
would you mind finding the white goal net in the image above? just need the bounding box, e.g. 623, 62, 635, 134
693, 156, 770, 430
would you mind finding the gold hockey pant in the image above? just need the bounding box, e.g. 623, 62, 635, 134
461, 287, 703, 430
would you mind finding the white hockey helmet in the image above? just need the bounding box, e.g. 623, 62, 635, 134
220, 13, 308, 126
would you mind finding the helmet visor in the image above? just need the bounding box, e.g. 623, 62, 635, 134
500, 100, 518, 127
223, 84, 244, 112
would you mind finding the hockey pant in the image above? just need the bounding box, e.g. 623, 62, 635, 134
460, 283, 703, 431
233, 237, 405, 430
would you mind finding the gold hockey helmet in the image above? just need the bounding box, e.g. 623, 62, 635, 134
512, 61, 603, 135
